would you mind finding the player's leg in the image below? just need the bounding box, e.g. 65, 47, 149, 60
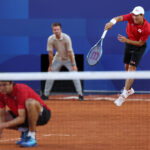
114, 44, 146, 106
125, 63, 134, 90
44, 59, 62, 98
123, 44, 132, 71
20, 98, 42, 147
114, 68, 135, 106
114, 67, 136, 106
25, 99, 42, 132
64, 60, 83, 100
124, 44, 133, 87
124, 43, 146, 92
124, 65, 136, 90
114, 44, 134, 106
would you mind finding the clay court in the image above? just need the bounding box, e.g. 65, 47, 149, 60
0, 95, 150, 150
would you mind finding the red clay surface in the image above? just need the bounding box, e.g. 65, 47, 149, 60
0, 94, 150, 150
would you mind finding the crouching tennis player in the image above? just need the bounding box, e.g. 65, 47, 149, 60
0, 81, 51, 147
105, 6, 150, 106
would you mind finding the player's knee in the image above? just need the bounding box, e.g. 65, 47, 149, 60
25, 99, 37, 110
129, 65, 136, 71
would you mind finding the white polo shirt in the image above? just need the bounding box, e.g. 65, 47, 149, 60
47, 33, 74, 61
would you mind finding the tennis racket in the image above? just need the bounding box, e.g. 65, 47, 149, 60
87, 30, 108, 66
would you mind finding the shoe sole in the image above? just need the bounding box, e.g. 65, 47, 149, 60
20, 143, 37, 147
114, 101, 121, 107
16, 139, 26, 145
16, 142, 23, 145
114, 98, 125, 107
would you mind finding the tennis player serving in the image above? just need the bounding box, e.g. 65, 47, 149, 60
105, 6, 150, 106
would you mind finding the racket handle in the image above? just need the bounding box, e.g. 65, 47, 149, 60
101, 30, 108, 39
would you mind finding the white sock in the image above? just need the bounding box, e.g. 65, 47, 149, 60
28, 131, 36, 139
18, 127, 28, 132
122, 89, 127, 95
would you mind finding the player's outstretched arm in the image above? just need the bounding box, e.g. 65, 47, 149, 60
105, 16, 123, 30
0, 109, 26, 131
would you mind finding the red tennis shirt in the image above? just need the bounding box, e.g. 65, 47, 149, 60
123, 13, 150, 42
0, 84, 50, 116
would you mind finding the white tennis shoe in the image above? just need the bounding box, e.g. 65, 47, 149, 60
114, 88, 135, 106
114, 95, 125, 106
122, 88, 135, 98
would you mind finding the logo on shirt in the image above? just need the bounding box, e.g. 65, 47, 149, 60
131, 61, 136, 65
138, 29, 142, 33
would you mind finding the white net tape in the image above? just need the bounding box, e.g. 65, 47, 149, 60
0, 71, 150, 80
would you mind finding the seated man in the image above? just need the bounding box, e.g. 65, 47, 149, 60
0, 81, 51, 147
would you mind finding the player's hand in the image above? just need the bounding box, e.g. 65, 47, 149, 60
118, 34, 128, 43
72, 65, 78, 71
104, 22, 113, 30
48, 66, 53, 71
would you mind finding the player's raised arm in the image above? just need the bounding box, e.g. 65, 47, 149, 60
105, 16, 123, 30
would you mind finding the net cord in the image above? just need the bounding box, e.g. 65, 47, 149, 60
0, 71, 150, 80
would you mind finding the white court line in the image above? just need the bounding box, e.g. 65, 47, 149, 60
0, 133, 76, 143
86, 97, 150, 101
0, 138, 20, 143
54, 96, 150, 101
43, 133, 76, 137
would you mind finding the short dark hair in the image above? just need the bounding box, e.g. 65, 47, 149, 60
51, 22, 62, 28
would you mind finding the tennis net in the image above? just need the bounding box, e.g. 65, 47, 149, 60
0, 71, 150, 150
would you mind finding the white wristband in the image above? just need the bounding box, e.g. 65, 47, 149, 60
110, 18, 117, 25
